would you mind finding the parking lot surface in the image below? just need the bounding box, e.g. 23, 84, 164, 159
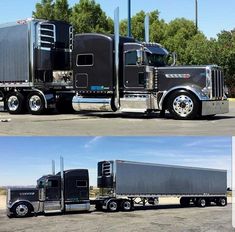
0, 204, 233, 232
0, 101, 235, 136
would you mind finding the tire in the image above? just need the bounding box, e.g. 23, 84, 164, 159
218, 197, 227, 207
27, 92, 46, 115
167, 90, 200, 119
12, 202, 32, 218
5, 92, 25, 114
121, 200, 132, 211
197, 198, 206, 208
107, 200, 118, 212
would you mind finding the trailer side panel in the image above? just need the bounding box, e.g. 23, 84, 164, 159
115, 161, 227, 195
0, 23, 30, 83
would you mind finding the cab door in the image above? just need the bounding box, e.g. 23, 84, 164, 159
44, 178, 62, 213
123, 49, 146, 91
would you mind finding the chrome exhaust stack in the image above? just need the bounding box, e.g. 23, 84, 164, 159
114, 7, 120, 110
52, 160, 55, 175
60, 156, 65, 212
144, 13, 150, 43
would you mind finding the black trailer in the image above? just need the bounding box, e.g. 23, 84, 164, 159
72, 9, 229, 119
0, 19, 74, 114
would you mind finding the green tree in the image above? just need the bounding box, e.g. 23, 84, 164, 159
54, 0, 71, 22
162, 18, 197, 64
70, 0, 113, 34
33, 0, 54, 20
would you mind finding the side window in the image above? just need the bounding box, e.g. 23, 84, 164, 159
76, 180, 88, 187
47, 180, 59, 188
125, 51, 138, 66
76, 54, 94, 66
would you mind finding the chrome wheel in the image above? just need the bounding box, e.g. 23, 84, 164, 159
198, 198, 206, 207
108, 201, 118, 212
173, 95, 194, 117
220, 198, 226, 206
122, 201, 131, 211
7, 96, 19, 111
29, 95, 42, 112
15, 204, 29, 217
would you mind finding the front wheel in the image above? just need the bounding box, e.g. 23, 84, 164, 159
167, 90, 200, 120
197, 198, 206, 208
27, 92, 46, 115
12, 202, 32, 218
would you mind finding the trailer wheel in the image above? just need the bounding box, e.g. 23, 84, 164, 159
121, 200, 132, 211
12, 202, 32, 217
27, 92, 45, 115
218, 197, 227, 207
167, 90, 200, 119
6, 92, 25, 114
197, 198, 206, 207
107, 200, 118, 212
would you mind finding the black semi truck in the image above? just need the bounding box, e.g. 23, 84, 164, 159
72, 9, 229, 119
0, 19, 74, 114
7, 159, 227, 218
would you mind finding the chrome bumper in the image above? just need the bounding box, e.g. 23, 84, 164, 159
201, 100, 229, 116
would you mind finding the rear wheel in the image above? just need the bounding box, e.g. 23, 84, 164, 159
218, 197, 227, 206
27, 92, 46, 115
12, 202, 32, 218
6, 92, 25, 114
121, 200, 132, 211
197, 198, 206, 207
167, 90, 200, 119
107, 200, 118, 212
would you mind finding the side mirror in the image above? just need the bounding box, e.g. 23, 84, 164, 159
136, 50, 144, 65
170, 52, 177, 66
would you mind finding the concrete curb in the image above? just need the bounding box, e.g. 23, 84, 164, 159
228, 98, 235, 101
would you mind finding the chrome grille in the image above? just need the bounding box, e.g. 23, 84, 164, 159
211, 68, 224, 99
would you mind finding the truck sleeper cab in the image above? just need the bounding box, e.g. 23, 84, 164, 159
7, 169, 90, 217
0, 19, 74, 115
72, 33, 229, 119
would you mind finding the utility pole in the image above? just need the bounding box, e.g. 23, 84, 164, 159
195, 0, 198, 32
127, 0, 131, 37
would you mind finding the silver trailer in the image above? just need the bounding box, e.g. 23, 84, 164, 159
96, 160, 227, 211
0, 19, 74, 114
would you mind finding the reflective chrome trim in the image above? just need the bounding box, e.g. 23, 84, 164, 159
72, 96, 112, 112
159, 85, 209, 110
201, 100, 229, 116
65, 203, 90, 212
7, 95, 19, 111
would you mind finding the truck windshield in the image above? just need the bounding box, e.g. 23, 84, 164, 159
146, 53, 167, 67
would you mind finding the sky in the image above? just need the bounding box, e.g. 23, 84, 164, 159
0, 0, 234, 38
0, 136, 231, 187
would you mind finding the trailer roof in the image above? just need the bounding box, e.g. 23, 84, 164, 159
114, 160, 227, 172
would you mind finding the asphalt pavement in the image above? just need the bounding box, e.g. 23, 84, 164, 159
0, 101, 235, 136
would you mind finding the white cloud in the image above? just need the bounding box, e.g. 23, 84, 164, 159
84, 137, 103, 149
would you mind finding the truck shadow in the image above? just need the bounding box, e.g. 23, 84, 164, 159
75, 111, 235, 121
133, 203, 224, 211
